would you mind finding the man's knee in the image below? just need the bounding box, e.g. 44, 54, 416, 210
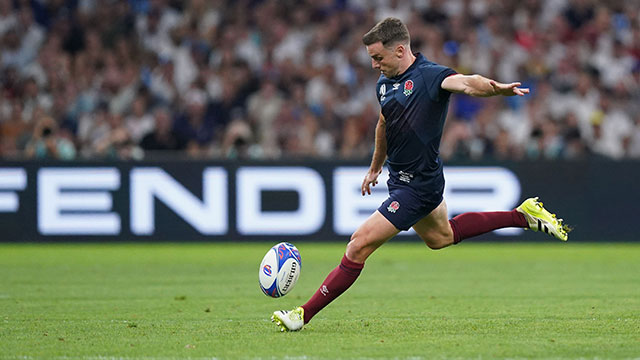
422, 230, 454, 250
346, 229, 368, 260
425, 239, 450, 250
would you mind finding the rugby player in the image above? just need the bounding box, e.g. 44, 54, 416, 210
272, 17, 570, 332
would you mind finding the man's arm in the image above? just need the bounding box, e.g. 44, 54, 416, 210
441, 74, 529, 97
362, 113, 387, 196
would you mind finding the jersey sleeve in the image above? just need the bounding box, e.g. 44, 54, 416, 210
419, 63, 457, 102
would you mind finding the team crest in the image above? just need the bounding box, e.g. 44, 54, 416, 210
403, 80, 414, 96
387, 201, 400, 213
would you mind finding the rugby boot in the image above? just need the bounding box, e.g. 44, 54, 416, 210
516, 197, 570, 241
272, 307, 304, 332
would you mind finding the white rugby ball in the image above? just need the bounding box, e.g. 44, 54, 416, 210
259, 242, 302, 298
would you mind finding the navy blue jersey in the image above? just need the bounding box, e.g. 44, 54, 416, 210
376, 53, 456, 199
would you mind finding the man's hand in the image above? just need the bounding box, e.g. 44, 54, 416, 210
361, 169, 382, 196
489, 80, 529, 96
441, 74, 530, 97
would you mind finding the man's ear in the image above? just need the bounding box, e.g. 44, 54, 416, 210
395, 44, 405, 58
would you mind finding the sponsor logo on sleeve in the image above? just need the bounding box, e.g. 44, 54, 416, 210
379, 84, 386, 102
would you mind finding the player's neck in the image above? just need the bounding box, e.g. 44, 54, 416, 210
395, 53, 417, 78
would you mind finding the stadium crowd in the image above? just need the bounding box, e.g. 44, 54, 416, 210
1, 0, 640, 161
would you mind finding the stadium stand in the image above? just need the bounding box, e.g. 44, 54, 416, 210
1, 0, 639, 160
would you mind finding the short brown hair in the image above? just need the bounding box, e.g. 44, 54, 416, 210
362, 17, 410, 47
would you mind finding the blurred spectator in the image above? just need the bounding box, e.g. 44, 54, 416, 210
24, 116, 76, 160
587, 96, 633, 159
1, 6, 44, 70
90, 112, 133, 158
172, 88, 215, 157
339, 115, 371, 159
140, 106, 185, 152
124, 88, 154, 143
221, 110, 258, 159
563, 112, 589, 159
628, 113, 640, 158
0, 98, 30, 156
77, 102, 109, 156
0, 0, 17, 38
247, 78, 284, 157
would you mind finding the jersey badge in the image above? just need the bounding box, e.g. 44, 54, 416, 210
387, 201, 400, 213
403, 80, 414, 96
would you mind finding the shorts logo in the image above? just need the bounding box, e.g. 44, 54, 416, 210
398, 170, 413, 183
387, 201, 400, 213
403, 80, 414, 96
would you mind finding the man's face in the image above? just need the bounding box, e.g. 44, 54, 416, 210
366, 41, 401, 78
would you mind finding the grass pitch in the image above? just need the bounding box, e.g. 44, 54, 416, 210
0, 242, 639, 359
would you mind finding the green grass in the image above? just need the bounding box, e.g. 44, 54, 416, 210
1, 242, 639, 359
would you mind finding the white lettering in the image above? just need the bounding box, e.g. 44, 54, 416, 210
0, 168, 27, 212
130, 167, 227, 235
236, 167, 324, 235
19, 165, 522, 238
38, 168, 120, 235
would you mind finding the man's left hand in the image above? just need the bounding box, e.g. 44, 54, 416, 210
490, 81, 529, 96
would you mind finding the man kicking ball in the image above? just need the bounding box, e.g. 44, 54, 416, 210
272, 17, 570, 332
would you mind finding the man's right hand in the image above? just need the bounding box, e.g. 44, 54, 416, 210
361, 169, 382, 196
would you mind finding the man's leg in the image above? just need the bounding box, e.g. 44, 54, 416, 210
272, 210, 400, 331
412, 199, 457, 249
413, 198, 569, 249
448, 209, 528, 244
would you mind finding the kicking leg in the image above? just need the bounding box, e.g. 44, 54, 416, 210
413, 199, 527, 248
412, 199, 456, 249
272, 210, 399, 331
413, 197, 569, 249
447, 197, 570, 243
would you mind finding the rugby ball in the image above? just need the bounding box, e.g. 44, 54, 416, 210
259, 242, 302, 298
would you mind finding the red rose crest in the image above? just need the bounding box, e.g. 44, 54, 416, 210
387, 201, 400, 213
403, 80, 414, 96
